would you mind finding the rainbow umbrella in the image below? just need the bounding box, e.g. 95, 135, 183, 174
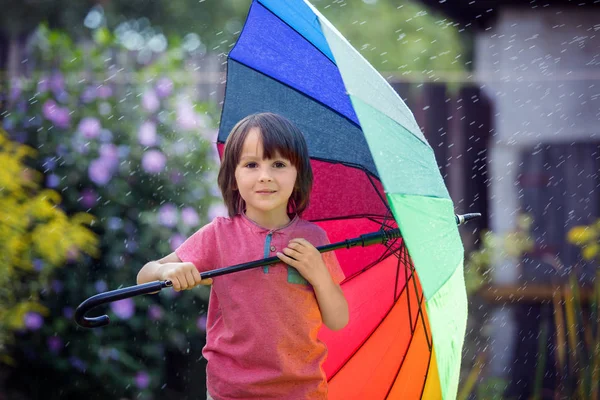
217, 1, 468, 398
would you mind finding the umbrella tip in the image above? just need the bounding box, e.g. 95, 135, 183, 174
456, 213, 482, 226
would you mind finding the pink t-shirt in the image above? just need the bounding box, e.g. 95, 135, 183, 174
175, 213, 345, 400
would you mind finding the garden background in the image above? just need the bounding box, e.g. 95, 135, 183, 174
1, 1, 599, 399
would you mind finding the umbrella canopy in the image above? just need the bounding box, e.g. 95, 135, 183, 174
217, 1, 468, 399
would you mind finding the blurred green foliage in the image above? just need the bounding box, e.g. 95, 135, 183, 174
314, 0, 466, 72
0, 0, 465, 74
462, 216, 600, 399
1, 23, 223, 399
464, 214, 535, 295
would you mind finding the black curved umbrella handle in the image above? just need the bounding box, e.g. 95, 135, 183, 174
74, 280, 173, 328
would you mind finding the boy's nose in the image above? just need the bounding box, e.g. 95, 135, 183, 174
258, 168, 273, 182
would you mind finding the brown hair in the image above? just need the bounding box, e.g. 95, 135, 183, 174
217, 112, 313, 217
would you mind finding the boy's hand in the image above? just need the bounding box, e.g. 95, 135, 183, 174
277, 238, 332, 288
157, 262, 213, 291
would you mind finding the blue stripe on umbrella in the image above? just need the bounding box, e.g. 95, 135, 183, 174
257, 0, 335, 62
219, 60, 378, 179
230, 2, 358, 125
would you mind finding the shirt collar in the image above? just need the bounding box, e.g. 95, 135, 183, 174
239, 211, 299, 234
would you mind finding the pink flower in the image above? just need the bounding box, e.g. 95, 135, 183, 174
181, 207, 199, 226
176, 98, 207, 130
148, 305, 164, 321
142, 89, 160, 113
197, 315, 207, 332
96, 85, 113, 99
208, 203, 228, 220
9, 78, 22, 101
88, 158, 113, 185
155, 77, 173, 98
158, 203, 178, 227
81, 86, 97, 103
47, 336, 63, 353
78, 117, 102, 139
169, 170, 183, 185
176, 98, 201, 130
24, 312, 43, 330
135, 371, 150, 389
43, 101, 71, 128
110, 298, 135, 320
138, 121, 158, 146
169, 233, 186, 251
37, 77, 50, 93
53, 107, 71, 129
99, 143, 119, 166
141, 150, 166, 174
49, 73, 65, 93
42, 99, 57, 120
80, 188, 97, 208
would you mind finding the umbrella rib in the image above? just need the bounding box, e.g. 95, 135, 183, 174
416, 289, 433, 350
382, 246, 434, 399
365, 171, 392, 216
310, 214, 390, 224
327, 241, 408, 381
402, 242, 415, 335
339, 239, 402, 283
418, 344, 434, 398
382, 308, 434, 400
326, 265, 411, 381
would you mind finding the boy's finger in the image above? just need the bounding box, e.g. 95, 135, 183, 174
291, 238, 314, 250
192, 269, 203, 284
282, 247, 301, 259
178, 276, 189, 290
277, 252, 297, 267
171, 277, 182, 291
185, 271, 196, 288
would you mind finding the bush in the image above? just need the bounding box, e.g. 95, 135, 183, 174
0, 128, 97, 359
1, 24, 224, 399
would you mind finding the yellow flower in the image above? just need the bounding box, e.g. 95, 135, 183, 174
582, 243, 599, 261
567, 226, 595, 245
0, 129, 99, 348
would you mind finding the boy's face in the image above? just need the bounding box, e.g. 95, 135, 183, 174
234, 128, 297, 224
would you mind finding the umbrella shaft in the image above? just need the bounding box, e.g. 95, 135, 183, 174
200, 228, 401, 279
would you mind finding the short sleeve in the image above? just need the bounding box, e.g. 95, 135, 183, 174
175, 219, 219, 273
320, 233, 345, 285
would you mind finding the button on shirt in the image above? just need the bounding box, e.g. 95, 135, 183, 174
175, 213, 345, 400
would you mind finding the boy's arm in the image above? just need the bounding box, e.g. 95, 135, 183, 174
137, 252, 212, 292
312, 279, 349, 331
277, 238, 349, 331
137, 252, 182, 285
